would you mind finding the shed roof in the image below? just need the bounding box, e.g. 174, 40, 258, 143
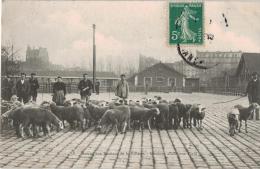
128, 62, 185, 80
236, 53, 260, 76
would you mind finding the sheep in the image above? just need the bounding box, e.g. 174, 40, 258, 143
227, 108, 239, 136
175, 102, 192, 128
168, 103, 179, 129
189, 104, 206, 129
235, 103, 259, 133
97, 105, 131, 135
143, 103, 169, 129
2, 105, 63, 138
82, 105, 94, 129
129, 105, 160, 132
86, 103, 109, 126
50, 102, 85, 131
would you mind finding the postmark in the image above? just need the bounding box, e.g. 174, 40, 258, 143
169, 2, 204, 45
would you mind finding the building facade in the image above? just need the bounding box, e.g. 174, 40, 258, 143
169, 51, 242, 87
26, 46, 49, 68
128, 62, 185, 88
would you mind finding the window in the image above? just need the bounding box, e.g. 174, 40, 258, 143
168, 78, 176, 87
156, 76, 164, 83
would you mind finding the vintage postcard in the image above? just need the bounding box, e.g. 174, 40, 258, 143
1, 0, 260, 169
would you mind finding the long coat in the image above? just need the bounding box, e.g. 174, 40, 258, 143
16, 80, 31, 99
52, 82, 66, 105
246, 79, 260, 104
115, 80, 129, 99
78, 79, 93, 96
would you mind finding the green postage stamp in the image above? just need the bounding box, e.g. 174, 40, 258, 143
169, 2, 204, 45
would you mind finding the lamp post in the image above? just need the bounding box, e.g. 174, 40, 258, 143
93, 24, 96, 92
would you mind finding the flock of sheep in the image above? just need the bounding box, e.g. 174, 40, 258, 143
1, 95, 258, 138
1, 95, 206, 138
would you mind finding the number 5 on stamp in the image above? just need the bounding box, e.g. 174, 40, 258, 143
169, 2, 204, 45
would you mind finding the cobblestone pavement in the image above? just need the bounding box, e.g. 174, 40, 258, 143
1, 92, 260, 169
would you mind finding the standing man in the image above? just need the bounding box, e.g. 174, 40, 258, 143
246, 72, 260, 120
52, 76, 66, 105
1, 74, 14, 101
29, 73, 39, 102
78, 73, 93, 102
95, 81, 100, 95
16, 73, 30, 104
246, 72, 260, 104
115, 74, 129, 104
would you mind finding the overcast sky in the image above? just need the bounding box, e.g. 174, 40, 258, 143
2, 0, 260, 68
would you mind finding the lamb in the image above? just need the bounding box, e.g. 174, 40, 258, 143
227, 108, 239, 136
50, 102, 85, 131
97, 105, 131, 135
129, 105, 160, 132
235, 103, 259, 133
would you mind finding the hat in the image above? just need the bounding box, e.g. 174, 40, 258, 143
83, 73, 88, 76
57, 76, 62, 78
21, 72, 26, 76
120, 74, 126, 77
31, 73, 36, 76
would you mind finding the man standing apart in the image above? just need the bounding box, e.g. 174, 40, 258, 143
29, 73, 39, 102
78, 73, 93, 102
246, 72, 260, 120
16, 73, 30, 104
115, 74, 129, 104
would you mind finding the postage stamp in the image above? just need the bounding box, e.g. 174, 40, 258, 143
169, 2, 204, 45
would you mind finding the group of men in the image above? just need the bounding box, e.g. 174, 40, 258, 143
1, 72, 129, 105
2, 73, 39, 103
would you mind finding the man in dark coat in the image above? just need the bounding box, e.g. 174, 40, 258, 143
78, 73, 93, 102
52, 76, 66, 105
29, 73, 39, 102
246, 72, 260, 120
1, 74, 14, 101
246, 72, 260, 104
16, 73, 30, 104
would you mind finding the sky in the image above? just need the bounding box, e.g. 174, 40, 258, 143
2, 0, 260, 69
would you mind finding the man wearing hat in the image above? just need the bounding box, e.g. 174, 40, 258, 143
246, 72, 260, 119
29, 73, 39, 102
78, 73, 93, 102
115, 74, 129, 103
53, 76, 66, 105
16, 73, 31, 104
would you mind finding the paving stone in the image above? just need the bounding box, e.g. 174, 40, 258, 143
1, 93, 260, 169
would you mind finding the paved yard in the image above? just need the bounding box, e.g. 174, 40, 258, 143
1, 92, 260, 169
